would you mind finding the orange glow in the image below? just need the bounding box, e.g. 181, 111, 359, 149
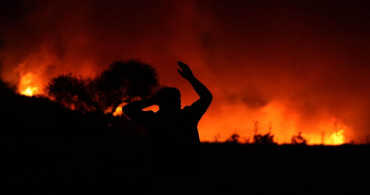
22, 86, 38, 96
329, 130, 345, 145
112, 106, 123, 117
15, 49, 60, 97
19, 72, 42, 97
2, 1, 367, 145
14, 66, 355, 145
199, 100, 352, 145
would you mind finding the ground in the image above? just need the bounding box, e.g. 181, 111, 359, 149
2, 136, 369, 194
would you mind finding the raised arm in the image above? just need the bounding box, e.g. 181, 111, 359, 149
177, 61, 213, 102
122, 98, 156, 117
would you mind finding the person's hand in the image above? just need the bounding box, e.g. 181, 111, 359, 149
177, 61, 194, 80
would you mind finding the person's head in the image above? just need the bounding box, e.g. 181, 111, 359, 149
155, 87, 181, 111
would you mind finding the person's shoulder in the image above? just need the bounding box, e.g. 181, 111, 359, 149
182, 103, 200, 113
185, 99, 205, 110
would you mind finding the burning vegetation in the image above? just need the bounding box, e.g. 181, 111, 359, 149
8, 60, 352, 145
1, 1, 369, 144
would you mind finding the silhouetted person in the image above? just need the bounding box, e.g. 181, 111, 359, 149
122, 61, 212, 146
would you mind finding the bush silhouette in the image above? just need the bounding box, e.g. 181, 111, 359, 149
226, 132, 240, 144
47, 59, 159, 114
291, 132, 307, 145
253, 132, 275, 145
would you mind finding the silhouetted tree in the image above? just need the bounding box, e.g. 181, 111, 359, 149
93, 60, 159, 113
47, 74, 97, 111
47, 59, 159, 114
291, 132, 307, 145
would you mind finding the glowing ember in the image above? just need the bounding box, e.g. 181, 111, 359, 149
112, 106, 123, 117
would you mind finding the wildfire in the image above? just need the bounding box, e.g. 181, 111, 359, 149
329, 130, 345, 145
22, 86, 39, 96
14, 71, 352, 145
199, 100, 352, 145
18, 72, 42, 97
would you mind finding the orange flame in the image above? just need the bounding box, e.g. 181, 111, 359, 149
15, 71, 352, 145
22, 86, 38, 96
13, 55, 354, 145
19, 72, 42, 97
329, 130, 345, 145
199, 101, 352, 145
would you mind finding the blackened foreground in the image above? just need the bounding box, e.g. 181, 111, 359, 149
1, 138, 369, 195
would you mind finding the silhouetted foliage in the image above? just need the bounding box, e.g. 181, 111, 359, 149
226, 132, 240, 144
291, 132, 307, 145
0, 77, 145, 139
252, 120, 276, 144
47, 74, 96, 111
94, 60, 159, 113
253, 132, 275, 145
47, 59, 159, 113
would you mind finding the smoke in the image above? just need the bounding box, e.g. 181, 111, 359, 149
193, 1, 370, 142
1, 0, 369, 143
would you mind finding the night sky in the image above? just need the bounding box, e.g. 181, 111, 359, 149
1, 0, 369, 143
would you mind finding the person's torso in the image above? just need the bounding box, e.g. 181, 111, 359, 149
148, 109, 200, 144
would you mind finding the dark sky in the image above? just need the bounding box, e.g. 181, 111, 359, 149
1, 0, 369, 143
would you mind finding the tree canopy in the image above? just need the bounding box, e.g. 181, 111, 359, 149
47, 59, 159, 114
